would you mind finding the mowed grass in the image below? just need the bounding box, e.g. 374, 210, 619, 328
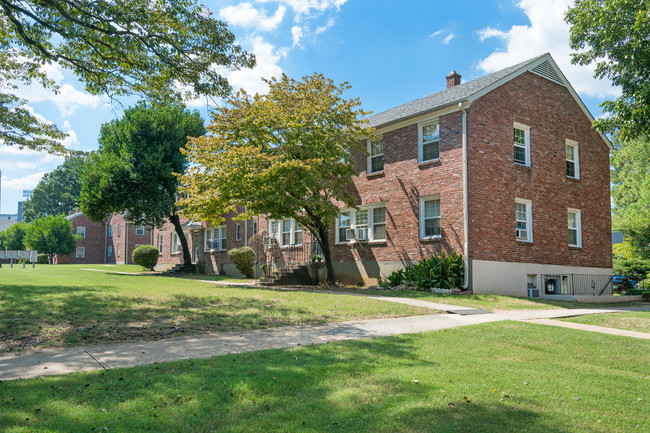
362, 289, 643, 311
0, 265, 429, 352
1, 322, 648, 433
81, 264, 256, 283
560, 311, 650, 333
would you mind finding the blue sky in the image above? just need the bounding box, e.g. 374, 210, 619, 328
0, 0, 618, 214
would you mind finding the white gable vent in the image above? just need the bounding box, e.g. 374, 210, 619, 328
529, 60, 565, 86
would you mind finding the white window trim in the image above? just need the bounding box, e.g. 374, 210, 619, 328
117, 245, 121, 257
171, 233, 181, 254
204, 226, 226, 252
268, 218, 303, 247
367, 137, 384, 174
335, 205, 387, 244
419, 195, 441, 240
76, 246, 85, 258
235, 223, 240, 241
568, 208, 582, 248
513, 122, 531, 167
566, 139, 579, 179
418, 119, 440, 163
157, 234, 163, 255
117, 223, 121, 237
136, 225, 145, 236
77, 226, 86, 239
515, 198, 533, 243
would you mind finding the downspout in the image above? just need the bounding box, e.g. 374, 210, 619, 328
104, 214, 109, 264
458, 101, 471, 290
244, 206, 248, 247
125, 221, 129, 265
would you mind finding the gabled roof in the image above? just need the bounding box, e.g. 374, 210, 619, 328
66, 211, 83, 220
365, 53, 611, 149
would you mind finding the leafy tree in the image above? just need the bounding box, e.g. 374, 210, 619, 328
611, 135, 650, 258
0, 221, 28, 249
0, 0, 254, 152
180, 74, 373, 284
23, 215, 78, 263
81, 103, 205, 269
566, 0, 650, 139
22, 151, 89, 222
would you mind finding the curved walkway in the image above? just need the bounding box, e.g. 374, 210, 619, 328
1, 295, 648, 381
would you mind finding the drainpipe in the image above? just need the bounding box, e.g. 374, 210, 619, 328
458, 101, 471, 290
244, 206, 248, 247
125, 221, 128, 265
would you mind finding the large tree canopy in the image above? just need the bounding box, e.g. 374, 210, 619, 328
611, 135, 650, 258
22, 151, 89, 222
0, 0, 253, 152
566, 0, 650, 139
23, 214, 77, 263
80, 102, 206, 268
180, 73, 373, 283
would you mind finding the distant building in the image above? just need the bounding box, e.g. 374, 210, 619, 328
17, 201, 25, 222
612, 231, 624, 245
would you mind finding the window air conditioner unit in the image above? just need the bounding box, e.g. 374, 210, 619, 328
356, 228, 368, 241
173, 245, 182, 253
516, 229, 528, 240
345, 228, 356, 240
528, 288, 540, 298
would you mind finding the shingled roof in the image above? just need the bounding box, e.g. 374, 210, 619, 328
366, 54, 549, 129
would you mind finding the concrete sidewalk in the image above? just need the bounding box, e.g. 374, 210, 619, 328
1, 298, 648, 382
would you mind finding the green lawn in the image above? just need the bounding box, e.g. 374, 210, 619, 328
81, 264, 257, 283
0, 265, 429, 352
363, 289, 643, 311
560, 311, 650, 333
1, 322, 647, 433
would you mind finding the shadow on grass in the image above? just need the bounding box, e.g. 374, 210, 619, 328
0, 334, 576, 433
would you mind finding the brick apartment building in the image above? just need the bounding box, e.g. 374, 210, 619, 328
153, 53, 613, 296
56, 211, 152, 265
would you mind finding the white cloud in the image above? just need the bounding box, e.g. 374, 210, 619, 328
291, 25, 304, 47
258, 0, 346, 21
315, 17, 335, 34
219, 3, 285, 31
2, 172, 46, 190
443, 34, 454, 45
476, 0, 619, 99
429, 30, 443, 39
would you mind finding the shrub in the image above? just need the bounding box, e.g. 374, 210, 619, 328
623, 288, 645, 296
380, 251, 465, 291
132, 245, 159, 271
37, 254, 49, 264
227, 246, 255, 278
613, 258, 650, 281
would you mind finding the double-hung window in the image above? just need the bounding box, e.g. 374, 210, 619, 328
136, 225, 145, 235
568, 209, 582, 247
269, 219, 303, 246
117, 223, 121, 237
566, 140, 579, 179
419, 196, 441, 239
108, 226, 113, 237
157, 234, 163, 254
76, 246, 85, 258
368, 138, 384, 173
336, 205, 387, 243
236, 223, 241, 241
515, 199, 532, 242
107, 245, 113, 257
205, 227, 226, 251
171, 233, 181, 253
513, 123, 530, 166
77, 226, 86, 238
419, 121, 440, 162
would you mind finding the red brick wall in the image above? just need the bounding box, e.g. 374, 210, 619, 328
467, 71, 611, 268
105, 213, 153, 264
56, 214, 106, 264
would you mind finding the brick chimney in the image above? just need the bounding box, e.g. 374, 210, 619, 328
446, 70, 461, 88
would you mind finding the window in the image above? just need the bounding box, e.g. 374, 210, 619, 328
336, 205, 387, 243
515, 199, 532, 242
117, 245, 121, 257
367, 138, 384, 173
107, 245, 113, 257
252, 221, 258, 235
566, 139, 579, 179
157, 234, 163, 254
235, 223, 241, 241
136, 225, 145, 235
108, 226, 113, 237
171, 233, 181, 254
76, 226, 86, 238
513, 123, 530, 166
117, 223, 121, 237
134, 244, 144, 250
76, 246, 85, 258
419, 121, 440, 162
205, 226, 226, 251
568, 209, 582, 247
419, 196, 441, 239
269, 219, 303, 246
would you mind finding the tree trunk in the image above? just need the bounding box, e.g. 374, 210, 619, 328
309, 214, 335, 285
169, 213, 192, 269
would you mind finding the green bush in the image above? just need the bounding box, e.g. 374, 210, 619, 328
613, 258, 650, 281
227, 246, 255, 278
623, 288, 645, 296
132, 245, 159, 271
379, 251, 465, 291
37, 254, 49, 264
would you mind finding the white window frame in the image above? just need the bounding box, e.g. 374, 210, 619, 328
418, 120, 440, 162
252, 221, 258, 235
419, 195, 441, 239
136, 225, 145, 236
157, 234, 163, 254
367, 137, 384, 174
171, 233, 181, 254
568, 208, 582, 248
335, 205, 387, 244
268, 218, 303, 247
76, 246, 85, 258
513, 122, 531, 166
117, 245, 121, 257
235, 223, 240, 241
117, 223, 121, 237
515, 198, 533, 242
107, 245, 113, 257
204, 226, 226, 252
77, 226, 86, 239
566, 139, 579, 179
